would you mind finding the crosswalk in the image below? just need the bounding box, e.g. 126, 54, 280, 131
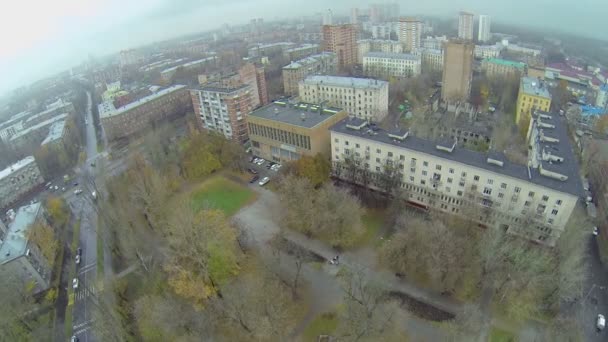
78, 262, 97, 275
73, 319, 94, 336
75, 285, 96, 300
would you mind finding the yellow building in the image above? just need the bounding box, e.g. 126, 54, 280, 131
515, 77, 552, 127
248, 100, 348, 163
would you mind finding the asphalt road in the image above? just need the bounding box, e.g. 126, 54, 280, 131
577, 235, 608, 341
71, 91, 101, 342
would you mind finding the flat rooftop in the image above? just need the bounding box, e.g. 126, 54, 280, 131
330, 116, 582, 197
0, 203, 41, 264
521, 77, 552, 99
41, 120, 66, 145
196, 83, 250, 94
283, 52, 336, 70
284, 44, 318, 52
250, 100, 344, 129
160, 57, 216, 74
99, 85, 186, 119
364, 52, 420, 61
0, 156, 36, 181
10, 114, 67, 141
485, 58, 526, 69
302, 75, 388, 90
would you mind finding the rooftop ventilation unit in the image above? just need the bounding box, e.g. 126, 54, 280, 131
435, 140, 456, 153
388, 130, 409, 141
346, 120, 368, 131
486, 157, 504, 167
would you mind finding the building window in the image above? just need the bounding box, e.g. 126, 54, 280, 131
409, 176, 414, 182
548, 219, 554, 225
334, 138, 339, 143
449, 168, 454, 174
400, 155, 405, 161
376, 166, 380, 171
410, 167, 415, 173
421, 180, 426, 185
422, 171, 427, 176
528, 191, 535, 198
483, 187, 492, 195
457, 190, 463, 196
446, 187, 451, 193
344, 149, 350, 155
355, 143, 360, 148
388, 152, 393, 157
423, 161, 429, 167
376, 148, 381, 153
488, 179, 494, 185
498, 193, 505, 198
376, 158, 381, 162
474, 175, 480, 181
447, 178, 453, 183
556, 199, 562, 205
436, 165, 442, 171
462, 172, 467, 177
542, 195, 549, 202
524, 201, 531, 207
537, 204, 546, 214
459, 181, 465, 187
345, 141, 349, 146
515, 187, 521, 193
501, 183, 507, 189
471, 185, 477, 191
551, 209, 558, 215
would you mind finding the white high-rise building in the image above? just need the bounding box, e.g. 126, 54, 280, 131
458, 11, 474, 40
478, 15, 491, 42
350, 8, 359, 24
323, 9, 333, 25
399, 17, 422, 52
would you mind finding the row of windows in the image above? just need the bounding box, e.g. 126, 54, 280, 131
249, 123, 311, 150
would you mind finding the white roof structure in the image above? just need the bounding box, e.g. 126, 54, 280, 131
9, 114, 67, 141
0, 202, 41, 264
0, 156, 36, 181
302, 75, 389, 90
98, 85, 186, 119
41, 120, 66, 146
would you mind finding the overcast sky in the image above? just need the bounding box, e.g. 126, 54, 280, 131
0, 0, 604, 96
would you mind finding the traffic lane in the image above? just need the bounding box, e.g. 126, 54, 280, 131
580, 236, 608, 341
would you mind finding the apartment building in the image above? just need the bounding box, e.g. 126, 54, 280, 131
40, 120, 67, 148
442, 40, 475, 102
248, 42, 295, 58
458, 11, 474, 40
248, 100, 348, 162
0, 203, 52, 293
422, 35, 448, 50
160, 57, 217, 82
0, 157, 44, 209
298, 75, 389, 122
190, 84, 254, 144
283, 44, 319, 61
474, 44, 503, 59
398, 17, 422, 52
357, 40, 404, 64
421, 49, 444, 73
478, 15, 491, 42
322, 24, 358, 69
330, 111, 582, 246
363, 52, 421, 78
515, 77, 552, 126
9, 114, 68, 153
482, 58, 526, 79
282, 52, 338, 96
99, 85, 191, 141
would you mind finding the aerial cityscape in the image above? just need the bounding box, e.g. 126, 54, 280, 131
1, 1, 608, 341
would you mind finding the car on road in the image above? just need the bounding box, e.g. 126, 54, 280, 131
73, 182, 78, 187
75, 254, 81, 265
247, 168, 258, 174
71, 336, 79, 342
77, 247, 82, 257
72, 278, 79, 289
597, 314, 605, 331
53, 185, 59, 191
258, 177, 270, 186
249, 175, 260, 184
256, 158, 265, 166
45, 182, 52, 188
271, 163, 282, 171
594, 226, 599, 236
74, 189, 83, 195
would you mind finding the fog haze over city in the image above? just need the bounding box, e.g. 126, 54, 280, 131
0, 0, 605, 95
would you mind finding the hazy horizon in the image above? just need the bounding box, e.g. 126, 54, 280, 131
0, 0, 605, 98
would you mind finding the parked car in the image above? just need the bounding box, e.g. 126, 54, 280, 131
74, 189, 83, 195
249, 175, 260, 184
75, 254, 81, 265
77, 247, 82, 256
71, 336, 79, 342
258, 177, 270, 186
594, 226, 599, 236
597, 314, 605, 331
73, 182, 79, 187
247, 168, 258, 174
72, 278, 79, 289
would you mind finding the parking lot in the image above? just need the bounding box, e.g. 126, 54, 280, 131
246, 156, 282, 187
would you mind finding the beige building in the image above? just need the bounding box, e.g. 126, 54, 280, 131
363, 52, 421, 79
481, 58, 526, 79
282, 52, 338, 96
330, 111, 582, 246
298, 75, 389, 122
99, 85, 192, 141
458, 11, 474, 40
0, 157, 44, 209
421, 49, 444, 73
441, 40, 474, 102
190, 84, 254, 144
283, 44, 319, 61
0, 203, 52, 293
322, 24, 358, 70
357, 39, 404, 64
398, 17, 422, 52
248, 100, 348, 162
474, 44, 503, 59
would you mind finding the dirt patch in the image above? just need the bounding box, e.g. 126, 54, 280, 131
388, 291, 455, 322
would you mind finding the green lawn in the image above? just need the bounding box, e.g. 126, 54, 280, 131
351, 210, 385, 248
191, 176, 256, 216
489, 326, 516, 342
303, 311, 338, 341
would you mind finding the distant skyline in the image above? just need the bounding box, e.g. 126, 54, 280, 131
0, 0, 605, 97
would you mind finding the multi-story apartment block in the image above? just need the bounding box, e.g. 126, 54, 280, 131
515, 77, 552, 126
248, 42, 295, 58
0, 203, 53, 293
357, 40, 404, 64
421, 49, 444, 73
160, 57, 217, 82
482, 58, 526, 79
322, 24, 358, 70
282, 53, 338, 96
9, 114, 68, 153
330, 111, 582, 246
363, 52, 421, 79
248, 100, 348, 163
190, 84, 254, 144
474, 44, 503, 59
40, 120, 67, 148
422, 35, 448, 50
254, 66, 269, 106
283, 44, 319, 61
0, 157, 44, 209
458, 11, 475, 40
298, 75, 389, 122
99, 85, 192, 141
398, 17, 422, 52
442, 40, 474, 102
478, 15, 492, 42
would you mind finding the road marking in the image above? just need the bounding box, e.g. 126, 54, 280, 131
74, 319, 94, 330
78, 263, 97, 274
74, 325, 92, 336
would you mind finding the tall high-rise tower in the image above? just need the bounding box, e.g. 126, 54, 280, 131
458, 11, 474, 40
478, 15, 491, 42
322, 24, 357, 70
441, 40, 474, 102
399, 17, 422, 52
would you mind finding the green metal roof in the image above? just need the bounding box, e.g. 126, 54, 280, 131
485, 58, 526, 69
